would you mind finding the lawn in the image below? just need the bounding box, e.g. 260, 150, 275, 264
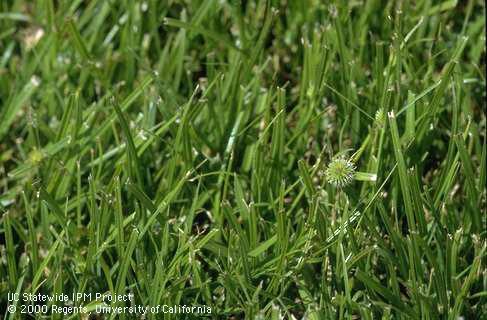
0, 0, 486, 319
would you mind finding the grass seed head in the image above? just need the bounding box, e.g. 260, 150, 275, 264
325, 156, 356, 188
375, 108, 385, 127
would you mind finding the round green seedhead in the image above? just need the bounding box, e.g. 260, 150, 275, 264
28, 148, 44, 165
325, 156, 355, 188
375, 108, 385, 127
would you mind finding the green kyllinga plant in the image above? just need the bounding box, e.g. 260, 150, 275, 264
325, 155, 377, 188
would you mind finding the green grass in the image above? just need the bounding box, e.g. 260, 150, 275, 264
0, 1, 486, 319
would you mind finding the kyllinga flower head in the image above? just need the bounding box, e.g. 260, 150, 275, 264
325, 156, 356, 188
374, 108, 385, 127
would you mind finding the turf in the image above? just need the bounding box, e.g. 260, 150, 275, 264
0, 1, 486, 319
